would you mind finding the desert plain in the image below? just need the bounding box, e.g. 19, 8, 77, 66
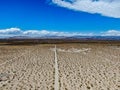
0, 42, 120, 90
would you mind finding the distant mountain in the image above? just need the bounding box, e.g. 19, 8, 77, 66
65, 36, 120, 40
1, 35, 120, 40
8, 35, 67, 39
0, 35, 29, 39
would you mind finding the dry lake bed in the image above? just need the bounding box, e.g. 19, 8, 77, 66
0, 43, 120, 90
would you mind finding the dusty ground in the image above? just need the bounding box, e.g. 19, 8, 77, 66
0, 45, 54, 90
0, 43, 120, 90
57, 44, 120, 90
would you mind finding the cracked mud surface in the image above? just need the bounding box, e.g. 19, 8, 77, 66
0, 44, 120, 90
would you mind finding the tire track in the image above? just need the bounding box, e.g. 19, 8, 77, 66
54, 45, 59, 90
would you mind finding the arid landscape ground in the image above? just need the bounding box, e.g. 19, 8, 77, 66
0, 41, 120, 90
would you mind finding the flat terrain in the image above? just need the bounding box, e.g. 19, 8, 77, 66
0, 45, 55, 90
57, 44, 120, 90
0, 43, 120, 90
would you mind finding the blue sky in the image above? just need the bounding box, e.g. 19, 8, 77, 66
0, 0, 120, 37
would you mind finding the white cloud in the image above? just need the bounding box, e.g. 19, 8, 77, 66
0, 28, 22, 35
101, 30, 120, 36
23, 30, 94, 36
0, 28, 94, 38
52, 0, 120, 18
0, 28, 120, 38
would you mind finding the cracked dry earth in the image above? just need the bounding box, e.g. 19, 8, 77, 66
57, 44, 120, 90
0, 44, 120, 90
0, 45, 54, 90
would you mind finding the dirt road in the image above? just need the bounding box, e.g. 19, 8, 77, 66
54, 45, 59, 90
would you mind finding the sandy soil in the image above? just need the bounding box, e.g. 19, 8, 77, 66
57, 44, 120, 90
0, 44, 120, 90
0, 46, 33, 64
0, 45, 54, 90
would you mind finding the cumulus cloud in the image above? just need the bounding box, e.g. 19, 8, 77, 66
0, 28, 93, 38
0, 28, 22, 35
101, 30, 120, 36
52, 0, 120, 18
0, 28, 120, 38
